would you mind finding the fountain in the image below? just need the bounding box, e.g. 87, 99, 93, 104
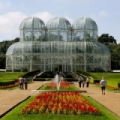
53, 72, 61, 90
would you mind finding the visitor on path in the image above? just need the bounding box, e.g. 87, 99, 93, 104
19, 76, 24, 90
24, 77, 28, 90
100, 77, 107, 95
82, 79, 85, 88
54, 72, 61, 90
86, 76, 90, 87
78, 76, 83, 87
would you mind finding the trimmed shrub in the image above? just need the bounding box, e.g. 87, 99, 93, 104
0, 79, 17, 86
93, 80, 100, 84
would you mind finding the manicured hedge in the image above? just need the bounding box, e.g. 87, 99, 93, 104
76, 70, 97, 79
93, 80, 100, 83
0, 79, 18, 86
22, 70, 40, 77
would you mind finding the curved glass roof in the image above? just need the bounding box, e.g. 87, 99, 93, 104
6, 41, 110, 55
46, 17, 71, 30
19, 17, 45, 30
72, 17, 98, 30
98, 42, 110, 54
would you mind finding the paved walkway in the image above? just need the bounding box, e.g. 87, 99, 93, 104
0, 81, 43, 118
74, 82, 120, 119
0, 81, 120, 119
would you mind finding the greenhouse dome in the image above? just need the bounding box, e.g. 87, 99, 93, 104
72, 17, 98, 42
6, 17, 111, 72
46, 17, 71, 41
19, 17, 45, 42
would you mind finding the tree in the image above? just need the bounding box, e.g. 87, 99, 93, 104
0, 37, 19, 69
98, 34, 117, 45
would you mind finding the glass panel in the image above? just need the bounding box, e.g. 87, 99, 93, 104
86, 42, 93, 53
33, 31, 41, 41
93, 31, 98, 41
75, 31, 84, 41
25, 31, 32, 41
50, 31, 58, 41
85, 30, 93, 41
23, 56, 30, 64
59, 42, 64, 53
72, 43, 76, 53
33, 56, 40, 64
59, 31, 67, 41
32, 44, 40, 53
23, 43, 32, 53
7, 57, 12, 65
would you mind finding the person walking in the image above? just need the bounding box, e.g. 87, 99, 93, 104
78, 76, 82, 87
19, 76, 24, 90
82, 79, 85, 88
100, 77, 107, 95
24, 77, 28, 90
86, 76, 90, 88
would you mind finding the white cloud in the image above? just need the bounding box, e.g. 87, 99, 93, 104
0, 12, 27, 41
0, 11, 73, 41
32, 12, 55, 24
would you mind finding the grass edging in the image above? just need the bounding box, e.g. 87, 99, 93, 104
84, 96, 119, 120
0, 96, 30, 119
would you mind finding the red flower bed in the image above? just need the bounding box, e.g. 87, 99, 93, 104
21, 92, 101, 115
0, 80, 32, 89
0, 82, 19, 89
46, 81, 71, 89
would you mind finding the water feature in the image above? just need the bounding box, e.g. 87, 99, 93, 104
53, 72, 61, 90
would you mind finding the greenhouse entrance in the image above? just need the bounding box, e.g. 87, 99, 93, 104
53, 64, 63, 72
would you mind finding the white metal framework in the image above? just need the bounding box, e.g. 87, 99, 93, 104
6, 17, 111, 72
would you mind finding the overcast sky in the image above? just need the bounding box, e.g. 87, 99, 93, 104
0, 0, 120, 43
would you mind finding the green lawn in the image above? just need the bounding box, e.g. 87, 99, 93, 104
90, 72, 120, 87
1, 96, 118, 120
0, 72, 26, 82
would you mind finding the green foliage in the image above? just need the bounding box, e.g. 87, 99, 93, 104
98, 34, 117, 45
90, 72, 120, 87
0, 72, 25, 82
23, 69, 40, 78
0, 70, 39, 86
0, 53, 6, 68
45, 78, 51, 81
0, 80, 18, 86
76, 69, 97, 79
0, 38, 19, 69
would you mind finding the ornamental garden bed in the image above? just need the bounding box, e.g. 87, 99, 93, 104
40, 81, 78, 90
1, 81, 119, 120
21, 91, 101, 115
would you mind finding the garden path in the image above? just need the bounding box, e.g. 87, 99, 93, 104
0, 81, 43, 118
0, 81, 120, 119
74, 82, 120, 119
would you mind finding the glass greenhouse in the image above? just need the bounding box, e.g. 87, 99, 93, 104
6, 17, 111, 72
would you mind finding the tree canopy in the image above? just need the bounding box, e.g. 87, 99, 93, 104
98, 34, 117, 45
